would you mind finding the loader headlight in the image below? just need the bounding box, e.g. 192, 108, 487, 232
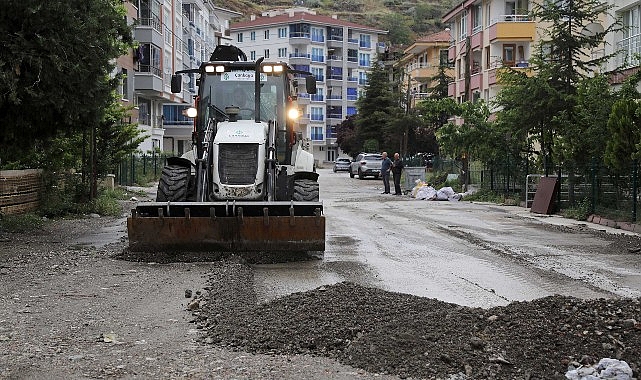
262, 65, 283, 74
205, 65, 225, 73
287, 108, 300, 120
183, 107, 198, 118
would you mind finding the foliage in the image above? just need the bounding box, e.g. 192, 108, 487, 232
96, 90, 147, 176
561, 197, 591, 221
604, 72, 641, 172
412, 2, 453, 36
0, 0, 133, 157
0, 213, 44, 233
352, 61, 404, 154
559, 74, 615, 171
336, 115, 361, 156
380, 12, 413, 45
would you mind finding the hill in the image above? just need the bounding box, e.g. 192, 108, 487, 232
211, 0, 455, 45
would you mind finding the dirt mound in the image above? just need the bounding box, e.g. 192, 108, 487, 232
194, 261, 640, 379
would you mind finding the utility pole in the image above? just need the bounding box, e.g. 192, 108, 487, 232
403, 74, 411, 156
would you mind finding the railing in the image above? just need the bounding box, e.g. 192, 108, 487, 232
489, 14, 530, 25
310, 114, 324, 121
347, 56, 358, 63
327, 75, 343, 80
310, 94, 324, 101
327, 94, 342, 100
328, 35, 343, 41
616, 33, 641, 68
359, 42, 371, 49
346, 95, 358, 101
311, 133, 324, 140
289, 52, 310, 59
139, 17, 161, 32
311, 36, 325, 43
290, 32, 310, 39
347, 76, 357, 82
138, 65, 162, 77
314, 75, 325, 82
359, 60, 371, 67
348, 38, 359, 44
407, 60, 442, 71
311, 55, 325, 62
327, 55, 342, 61
358, 78, 368, 85
327, 113, 342, 119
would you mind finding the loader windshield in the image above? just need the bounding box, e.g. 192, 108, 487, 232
199, 71, 286, 124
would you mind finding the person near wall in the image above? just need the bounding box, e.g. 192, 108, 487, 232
380, 151, 392, 194
392, 152, 405, 195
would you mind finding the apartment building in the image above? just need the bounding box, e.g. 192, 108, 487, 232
443, 0, 536, 107
230, 8, 387, 164
124, 0, 240, 154
604, 1, 641, 85
395, 30, 453, 109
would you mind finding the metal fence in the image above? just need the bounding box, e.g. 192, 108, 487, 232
117, 152, 169, 186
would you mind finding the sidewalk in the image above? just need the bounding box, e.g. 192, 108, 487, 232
502, 205, 640, 236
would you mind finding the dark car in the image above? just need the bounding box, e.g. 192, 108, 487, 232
333, 157, 351, 172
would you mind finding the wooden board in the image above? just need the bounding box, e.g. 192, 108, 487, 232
530, 177, 558, 215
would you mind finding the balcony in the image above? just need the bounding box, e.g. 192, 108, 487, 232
289, 52, 311, 64
406, 61, 441, 81
358, 60, 371, 68
289, 32, 310, 45
326, 75, 343, 86
327, 36, 343, 48
326, 55, 342, 64
326, 113, 343, 121
311, 133, 324, 141
326, 94, 342, 105
488, 15, 536, 42
297, 93, 310, 105
346, 56, 358, 68
135, 65, 163, 94
487, 61, 533, 86
311, 54, 325, 63
310, 94, 324, 102
616, 33, 641, 69
310, 113, 325, 122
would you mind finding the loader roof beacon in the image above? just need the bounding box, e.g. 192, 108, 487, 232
127, 45, 325, 253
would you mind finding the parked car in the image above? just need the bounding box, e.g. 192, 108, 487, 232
333, 157, 352, 172
349, 153, 383, 179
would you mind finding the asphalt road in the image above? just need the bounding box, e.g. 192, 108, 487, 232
253, 168, 641, 308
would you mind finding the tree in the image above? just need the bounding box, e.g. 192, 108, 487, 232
527, 0, 622, 169
604, 73, 641, 172
352, 61, 403, 154
380, 13, 413, 46
336, 115, 361, 157
0, 0, 132, 161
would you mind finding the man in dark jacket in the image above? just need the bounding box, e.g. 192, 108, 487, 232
380, 152, 392, 194
392, 152, 404, 195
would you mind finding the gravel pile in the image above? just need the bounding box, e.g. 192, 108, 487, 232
193, 258, 641, 380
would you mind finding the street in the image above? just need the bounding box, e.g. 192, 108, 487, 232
254, 168, 641, 308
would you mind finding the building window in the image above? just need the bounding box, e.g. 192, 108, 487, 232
121, 68, 129, 100
264, 49, 270, 58
359, 34, 371, 48
311, 27, 324, 42
250, 51, 256, 60
137, 43, 162, 77
311, 47, 324, 62
278, 47, 287, 58
237, 33, 243, 42
439, 49, 449, 66
459, 10, 467, 40
311, 107, 324, 121
250, 31, 256, 41
312, 67, 324, 81
472, 4, 482, 33
264, 30, 270, 39
503, 44, 516, 67
278, 27, 287, 38
346, 106, 357, 115
311, 126, 324, 140
358, 53, 370, 67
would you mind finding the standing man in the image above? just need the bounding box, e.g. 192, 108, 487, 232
392, 152, 405, 195
380, 152, 392, 194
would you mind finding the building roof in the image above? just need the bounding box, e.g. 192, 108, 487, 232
398, 30, 451, 60
230, 11, 387, 34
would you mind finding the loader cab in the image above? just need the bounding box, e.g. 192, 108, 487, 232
195, 61, 307, 165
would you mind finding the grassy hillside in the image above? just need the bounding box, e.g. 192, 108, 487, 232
212, 0, 454, 44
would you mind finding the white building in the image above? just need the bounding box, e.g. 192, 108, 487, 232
132, 0, 241, 154
230, 8, 387, 164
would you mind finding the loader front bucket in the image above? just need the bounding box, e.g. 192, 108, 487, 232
127, 201, 325, 253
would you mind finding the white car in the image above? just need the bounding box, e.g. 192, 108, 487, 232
349, 153, 383, 179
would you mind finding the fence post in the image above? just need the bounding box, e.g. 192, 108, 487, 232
153, 151, 157, 177
591, 157, 596, 216
633, 159, 638, 222
130, 153, 135, 186
142, 153, 147, 176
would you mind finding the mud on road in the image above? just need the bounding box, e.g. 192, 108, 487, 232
1, 193, 640, 379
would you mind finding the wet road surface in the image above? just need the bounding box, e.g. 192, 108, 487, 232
253, 168, 641, 308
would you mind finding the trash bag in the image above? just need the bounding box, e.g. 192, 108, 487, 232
416, 186, 437, 200
565, 358, 633, 380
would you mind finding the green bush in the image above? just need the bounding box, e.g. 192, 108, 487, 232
562, 198, 591, 221
0, 213, 44, 233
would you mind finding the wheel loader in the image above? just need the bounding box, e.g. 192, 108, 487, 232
127, 45, 325, 253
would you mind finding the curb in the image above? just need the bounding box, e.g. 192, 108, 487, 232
587, 214, 641, 234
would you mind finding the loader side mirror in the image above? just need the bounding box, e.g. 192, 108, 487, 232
171, 74, 182, 93
305, 75, 317, 95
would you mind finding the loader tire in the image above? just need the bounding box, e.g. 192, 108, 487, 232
292, 179, 319, 201
156, 164, 191, 202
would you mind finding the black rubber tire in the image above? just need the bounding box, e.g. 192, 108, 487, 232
349, 168, 355, 178
358, 169, 365, 180
292, 179, 319, 201
156, 164, 191, 202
